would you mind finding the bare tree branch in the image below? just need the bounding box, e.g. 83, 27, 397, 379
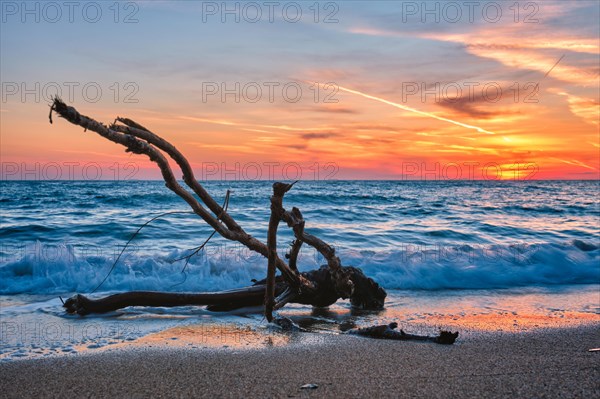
50, 99, 390, 321
51, 98, 311, 293
265, 182, 296, 321
112, 119, 243, 233
286, 239, 303, 272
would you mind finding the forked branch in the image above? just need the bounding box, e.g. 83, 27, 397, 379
49, 98, 354, 312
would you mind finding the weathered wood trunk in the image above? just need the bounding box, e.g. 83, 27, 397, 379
64, 266, 387, 315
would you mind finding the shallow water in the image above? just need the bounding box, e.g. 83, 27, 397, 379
1, 286, 598, 361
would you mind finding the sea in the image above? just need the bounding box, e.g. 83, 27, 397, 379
1, 180, 599, 359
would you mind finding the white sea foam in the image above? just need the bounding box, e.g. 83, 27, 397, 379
1, 240, 598, 295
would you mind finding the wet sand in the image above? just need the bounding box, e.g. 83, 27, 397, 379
1, 324, 598, 398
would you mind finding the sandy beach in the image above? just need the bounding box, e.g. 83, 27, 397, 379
1, 324, 598, 398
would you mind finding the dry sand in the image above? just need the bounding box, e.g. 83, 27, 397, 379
1, 325, 599, 398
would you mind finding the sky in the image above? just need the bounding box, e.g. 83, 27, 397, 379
1, 0, 599, 180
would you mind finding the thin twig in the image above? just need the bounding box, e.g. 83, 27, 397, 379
170, 191, 231, 288
171, 191, 231, 265
90, 211, 194, 293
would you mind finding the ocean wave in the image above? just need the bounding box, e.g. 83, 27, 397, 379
353, 241, 600, 290
1, 240, 598, 295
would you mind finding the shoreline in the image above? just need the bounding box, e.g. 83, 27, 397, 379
1, 324, 598, 398
2, 286, 599, 362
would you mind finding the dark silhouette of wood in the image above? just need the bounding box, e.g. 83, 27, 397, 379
265, 182, 294, 321
63, 266, 386, 315
50, 98, 459, 344
49, 99, 377, 316
63, 287, 266, 316
348, 322, 459, 345
50, 98, 311, 295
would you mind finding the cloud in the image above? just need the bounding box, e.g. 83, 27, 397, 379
435, 85, 523, 119
288, 143, 308, 150
557, 93, 600, 126
312, 106, 359, 114
300, 132, 340, 140
438, 100, 496, 119
345, 2, 599, 87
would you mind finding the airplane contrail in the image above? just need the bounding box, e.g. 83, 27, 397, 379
545, 54, 565, 77
180, 116, 323, 132
322, 83, 495, 135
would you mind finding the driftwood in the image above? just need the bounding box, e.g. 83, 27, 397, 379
272, 317, 458, 345
50, 98, 457, 344
348, 322, 459, 345
63, 266, 385, 315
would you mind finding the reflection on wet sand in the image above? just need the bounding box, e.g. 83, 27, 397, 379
280, 289, 600, 337
122, 324, 292, 350
4, 287, 599, 361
